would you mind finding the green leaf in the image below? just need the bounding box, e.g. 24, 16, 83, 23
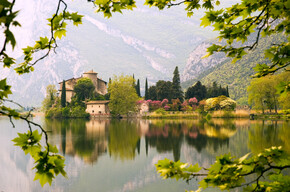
4, 29, 16, 49
54, 29, 66, 39
34, 172, 54, 187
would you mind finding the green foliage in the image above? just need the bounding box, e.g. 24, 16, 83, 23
205, 96, 236, 111
61, 80, 66, 107
172, 66, 183, 102
108, 74, 139, 115
136, 79, 141, 97
74, 77, 95, 101
145, 78, 149, 100
148, 85, 157, 100
155, 108, 166, 115
42, 84, 58, 112
45, 104, 89, 119
156, 146, 290, 191
156, 80, 174, 101
90, 0, 137, 18
12, 130, 67, 187
93, 92, 106, 100
248, 72, 290, 113
185, 81, 207, 101
0, 78, 12, 99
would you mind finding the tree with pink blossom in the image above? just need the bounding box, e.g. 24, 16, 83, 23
161, 99, 169, 106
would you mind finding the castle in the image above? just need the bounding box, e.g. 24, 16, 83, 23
59, 70, 107, 103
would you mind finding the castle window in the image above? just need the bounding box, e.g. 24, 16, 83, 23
99, 105, 100, 108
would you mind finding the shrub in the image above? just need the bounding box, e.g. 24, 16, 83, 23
164, 105, 170, 111
205, 96, 236, 111
155, 108, 166, 115
62, 107, 70, 118
161, 99, 169, 106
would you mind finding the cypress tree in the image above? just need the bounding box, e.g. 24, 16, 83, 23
172, 66, 183, 102
132, 74, 137, 91
226, 86, 230, 97
61, 80, 66, 107
136, 79, 141, 97
145, 78, 149, 100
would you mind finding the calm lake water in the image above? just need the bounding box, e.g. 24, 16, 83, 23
0, 117, 289, 192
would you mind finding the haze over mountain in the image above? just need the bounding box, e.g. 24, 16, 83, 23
1, 0, 221, 106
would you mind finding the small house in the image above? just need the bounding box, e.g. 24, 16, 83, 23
85, 100, 110, 116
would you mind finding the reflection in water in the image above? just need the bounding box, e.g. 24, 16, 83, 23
44, 118, 290, 164
45, 118, 109, 164
248, 120, 290, 154
108, 120, 141, 160
145, 121, 183, 161
1, 117, 289, 192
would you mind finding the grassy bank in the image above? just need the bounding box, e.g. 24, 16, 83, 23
143, 111, 199, 119
251, 113, 290, 120
144, 109, 290, 120
144, 110, 250, 119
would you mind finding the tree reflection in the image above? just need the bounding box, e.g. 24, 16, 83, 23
145, 119, 237, 161
108, 120, 141, 160
248, 120, 290, 154
145, 122, 183, 161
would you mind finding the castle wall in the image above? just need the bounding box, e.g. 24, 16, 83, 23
97, 79, 107, 95
86, 103, 109, 115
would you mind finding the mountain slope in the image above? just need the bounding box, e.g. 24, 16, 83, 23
182, 34, 287, 104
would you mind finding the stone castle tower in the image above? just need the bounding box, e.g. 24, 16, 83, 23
59, 70, 107, 102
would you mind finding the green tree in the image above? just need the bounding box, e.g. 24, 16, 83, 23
42, 84, 57, 111
145, 78, 149, 100
74, 77, 95, 101
136, 79, 141, 97
248, 76, 279, 114
148, 85, 157, 100
61, 80, 66, 107
172, 66, 183, 102
185, 81, 207, 101
108, 74, 139, 116
248, 71, 290, 113
156, 80, 173, 101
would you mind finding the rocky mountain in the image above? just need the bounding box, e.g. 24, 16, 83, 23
181, 34, 287, 104
181, 41, 228, 82
1, 0, 217, 106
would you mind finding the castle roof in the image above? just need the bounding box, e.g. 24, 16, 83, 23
83, 69, 98, 74
85, 100, 110, 104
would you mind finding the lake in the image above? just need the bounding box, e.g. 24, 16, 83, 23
0, 117, 289, 192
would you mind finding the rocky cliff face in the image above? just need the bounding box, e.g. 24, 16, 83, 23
181, 41, 227, 82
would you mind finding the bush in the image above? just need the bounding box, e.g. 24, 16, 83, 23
70, 106, 90, 118
61, 107, 70, 118
205, 96, 236, 111
155, 108, 166, 115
